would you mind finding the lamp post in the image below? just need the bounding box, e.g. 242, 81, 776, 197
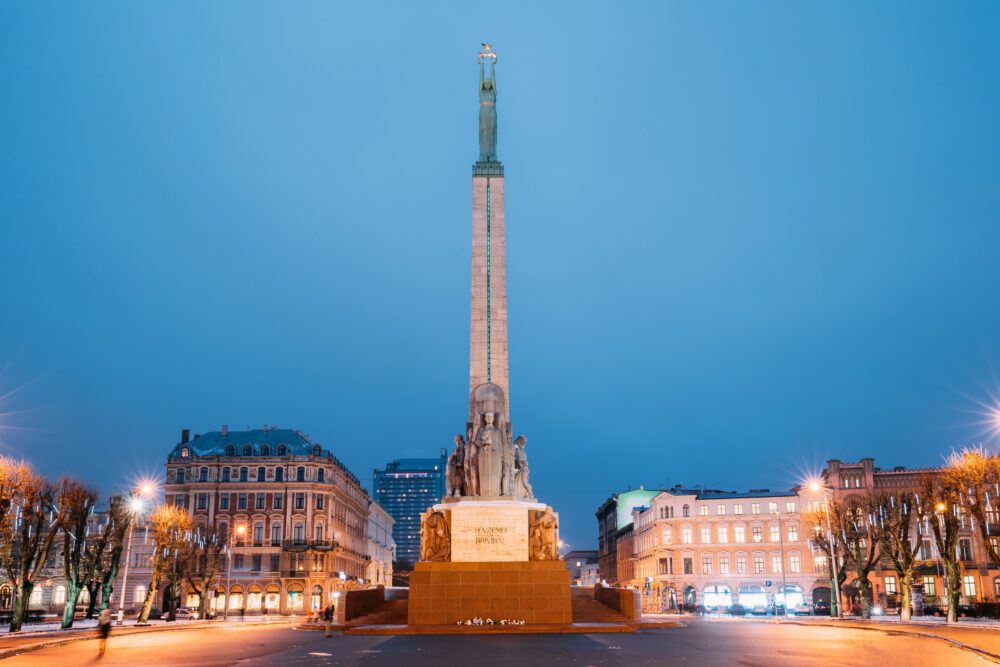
117, 482, 155, 626
773, 508, 788, 616
809, 480, 842, 618
224, 524, 247, 621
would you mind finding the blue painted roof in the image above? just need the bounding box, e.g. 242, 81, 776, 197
170, 428, 321, 458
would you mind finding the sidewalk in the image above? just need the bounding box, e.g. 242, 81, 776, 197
0, 616, 293, 660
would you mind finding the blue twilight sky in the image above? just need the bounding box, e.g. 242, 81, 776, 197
2, 2, 1000, 549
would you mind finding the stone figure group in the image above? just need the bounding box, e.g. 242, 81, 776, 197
529, 507, 558, 561
420, 510, 451, 562
445, 383, 533, 500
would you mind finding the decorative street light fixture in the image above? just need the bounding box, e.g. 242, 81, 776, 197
117, 480, 157, 626
224, 524, 247, 621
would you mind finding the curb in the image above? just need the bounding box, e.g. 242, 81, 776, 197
778, 619, 1000, 664
0, 618, 294, 661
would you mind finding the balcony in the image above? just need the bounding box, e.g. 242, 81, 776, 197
281, 539, 334, 551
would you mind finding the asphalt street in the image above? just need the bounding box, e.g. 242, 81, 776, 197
4, 619, 989, 666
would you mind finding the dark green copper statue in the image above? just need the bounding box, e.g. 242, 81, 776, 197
478, 43, 497, 162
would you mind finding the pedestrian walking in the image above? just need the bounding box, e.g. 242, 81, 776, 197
97, 608, 112, 658
323, 604, 334, 637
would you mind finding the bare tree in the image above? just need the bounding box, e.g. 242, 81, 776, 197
946, 447, 1000, 568
805, 500, 847, 615
0, 458, 29, 581
59, 480, 99, 628
4, 473, 71, 632
840, 493, 882, 618
877, 491, 922, 621
186, 524, 225, 620
916, 474, 962, 623
138, 505, 193, 623
94, 496, 130, 617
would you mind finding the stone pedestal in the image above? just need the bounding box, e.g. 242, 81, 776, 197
408, 560, 571, 625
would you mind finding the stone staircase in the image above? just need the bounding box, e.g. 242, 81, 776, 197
347, 598, 408, 627
571, 586, 630, 624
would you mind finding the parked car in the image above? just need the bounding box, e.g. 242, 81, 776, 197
793, 603, 812, 616
813, 601, 831, 616
751, 604, 768, 616
173, 608, 198, 620
728, 604, 746, 616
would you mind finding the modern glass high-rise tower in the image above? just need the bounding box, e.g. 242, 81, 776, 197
372, 451, 447, 570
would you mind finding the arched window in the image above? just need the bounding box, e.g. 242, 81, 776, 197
271, 523, 282, 544
225, 445, 235, 457
253, 522, 264, 545
682, 504, 690, 518
315, 524, 324, 541
294, 522, 305, 542
53, 585, 66, 605
257, 466, 266, 482
199, 467, 208, 482
297, 467, 305, 482
275, 467, 284, 482
180, 447, 189, 458
277, 445, 288, 456
993, 577, 1000, 598
242, 445, 253, 456
318, 468, 325, 483
218, 522, 228, 539
134, 585, 147, 604
260, 445, 270, 456
313, 445, 321, 456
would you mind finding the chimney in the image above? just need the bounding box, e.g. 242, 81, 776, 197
221, 424, 228, 437
263, 424, 269, 431
181, 429, 190, 444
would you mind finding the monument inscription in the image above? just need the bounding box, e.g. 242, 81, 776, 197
450, 503, 529, 562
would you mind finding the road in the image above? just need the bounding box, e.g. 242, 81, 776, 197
4, 619, 990, 666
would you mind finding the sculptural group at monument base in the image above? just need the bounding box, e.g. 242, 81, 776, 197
417, 502, 559, 564
445, 383, 534, 501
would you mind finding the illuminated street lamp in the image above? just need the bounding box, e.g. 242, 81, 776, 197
118, 480, 157, 626
224, 524, 247, 621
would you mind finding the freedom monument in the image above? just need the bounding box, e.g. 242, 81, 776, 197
407, 45, 571, 626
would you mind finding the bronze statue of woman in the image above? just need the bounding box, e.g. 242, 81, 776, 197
478, 54, 497, 162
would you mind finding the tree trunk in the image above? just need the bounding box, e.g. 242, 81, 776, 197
9, 583, 32, 633
138, 580, 158, 624
899, 579, 912, 622
61, 582, 82, 629
858, 576, 874, 619
945, 562, 961, 624
85, 581, 99, 619
100, 555, 121, 612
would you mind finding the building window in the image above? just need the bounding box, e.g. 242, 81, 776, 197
315, 524, 324, 542
663, 528, 672, 545
294, 522, 305, 542
53, 585, 66, 605
920, 540, 932, 560
318, 468, 325, 483
699, 505, 709, 517
771, 555, 782, 573
681, 528, 693, 544
234, 554, 244, 570
789, 554, 800, 573
959, 539, 973, 561
768, 502, 778, 515
297, 467, 306, 482
785, 502, 795, 513
200, 467, 208, 482
277, 445, 288, 456
274, 494, 283, 510
770, 525, 780, 542
717, 504, 726, 516
843, 477, 850, 488
177, 469, 185, 484
240, 467, 248, 482
963, 575, 977, 598
180, 447, 189, 458
753, 555, 765, 574
260, 445, 270, 456
174, 494, 185, 508
752, 527, 763, 543
222, 467, 230, 482
787, 525, 798, 542
295, 493, 305, 510
751, 503, 760, 515
255, 494, 265, 510
923, 576, 936, 596
242, 445, 252, 456
736, 555, 747, 574
735, 526, 746, 543
271, 523, 282, 544
814, 555, 827, 571
253, 523, 264, 545
884, 576, 897, 596
270, 555, 280, 571
134, 585, 146, 604
226, 445, 235, 456
733, 504, 743, 515
238, 493, 248, 510
220, 494, 230, 510
275, 467, 284, 482
683, 558, 693, 575
700, 527, 711, 544
994, 578, 1000, 598
701, 555, 712, 574
197, 494, 207, 510
252, 555, 262, 572
682, 505, 690, 518
313, 445, 322, 456
658, 558, 670, 575
718, 527, 728, 544
719, 555, 730, 574
316, 494, 324, 510
257, 467, 266, 482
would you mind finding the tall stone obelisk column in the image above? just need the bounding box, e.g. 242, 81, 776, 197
469, 45, 509, 423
